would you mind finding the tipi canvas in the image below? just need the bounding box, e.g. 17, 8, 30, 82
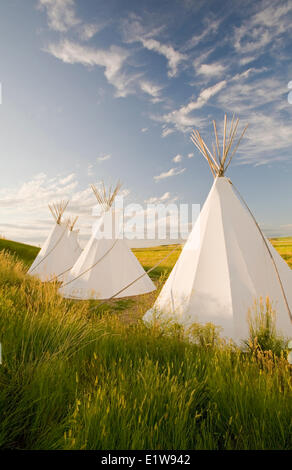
28, 202, 81, 282
144, 115, 292, 343
59, 182, 156, 300
64, 216, 82, 259
57, 216, 83, 282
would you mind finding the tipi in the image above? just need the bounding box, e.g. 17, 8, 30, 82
144, 115, 292, 342
28, 201, 81, 282
59, 182, 156, 300
65, 216, 82, 260
57, 216, 83, 282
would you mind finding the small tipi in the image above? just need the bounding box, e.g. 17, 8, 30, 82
144, 115, 292, 342
28, 201, 81, 282
59, 182, 156, 300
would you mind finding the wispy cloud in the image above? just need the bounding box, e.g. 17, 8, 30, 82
161, 127, 175, 138
197, 62, 226, 77
214, 74, 292, 164
45, 39, 133, 97
144, 192, 171, 203
140, 37, 186, 78
154, 80, 226, 133
154, 167, 185, 181
172, 154, 182, 163
0, 173, 115, 243
0, 172, 78, 210
123, 16, 186, 77
87, 164, 94, 176
59, 173, 76, 184
233, 1, 292, 55
38, 0, 80, 32
139, 80, 163, 102
79, 23, 103, 41
97, 153, 112, 162
184, 17, 222, 51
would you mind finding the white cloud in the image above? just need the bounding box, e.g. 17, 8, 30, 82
0, 172, 129, 244
97, 153, 111, 162
215, 73, 292, 165
139, 80, 162, 102
154, 167, 186, 181
141, 127, 148, 133
123, 16, 186, 77
188, 152, 194, 158
87, 164, 94, 176
239, 56, 256, 66
0, 173, 78, 211
79, 23, 102, 41
38, 0, 80, 32
184, 17, 222, 51
155, 80, 226, 132
144, 192, 171, 203
140, 37, 186, 77
45, 39, 132, 97
233, 2, 292, 55
192, 48, 216, 71
59, 173, 76, 184
197, 62, 226, 77
161, 127, 175, 138
173, 154, 182, 163
155, 65, 265, 135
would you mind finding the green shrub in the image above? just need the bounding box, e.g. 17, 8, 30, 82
245, 297, 288, 356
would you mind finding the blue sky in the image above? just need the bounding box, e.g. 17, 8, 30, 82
0, 0, 292, 245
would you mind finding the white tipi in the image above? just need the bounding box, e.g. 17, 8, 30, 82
28, 202, 81, 282
57, 216, 83, 282
59, 182, 156, 300
144, 115, 292, 342
65, 216, 82, 259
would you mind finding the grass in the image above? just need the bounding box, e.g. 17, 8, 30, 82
0, 238, 291, 449
0, 239, 39, 267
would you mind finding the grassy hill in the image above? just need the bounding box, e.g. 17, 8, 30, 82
0, 239, 39, 267
0, 237, 291, 450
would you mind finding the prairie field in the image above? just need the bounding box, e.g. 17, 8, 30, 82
0, 238, 291, 450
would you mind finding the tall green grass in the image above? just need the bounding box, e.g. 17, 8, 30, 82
0, 250, 291, 450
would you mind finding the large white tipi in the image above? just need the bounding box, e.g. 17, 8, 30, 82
28, 202, 82, 282
59, 182, 156, 300
144, 115, 292, 342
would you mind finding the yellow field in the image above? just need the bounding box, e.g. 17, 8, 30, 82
270, 238, 292, 268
